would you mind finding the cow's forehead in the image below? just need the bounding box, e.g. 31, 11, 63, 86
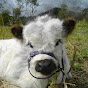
23, 15, 63, 42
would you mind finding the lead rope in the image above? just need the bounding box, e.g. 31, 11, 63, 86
61, 50, 65, 83
61, 46, 76, 82
58, 46, 76, 88
67, 46, 76, 74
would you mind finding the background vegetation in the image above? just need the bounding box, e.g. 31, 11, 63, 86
0, 0, 88, 25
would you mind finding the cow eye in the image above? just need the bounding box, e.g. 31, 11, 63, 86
55, 40, 62, 46
27, 42, 33, 48
55, 41, 59, 46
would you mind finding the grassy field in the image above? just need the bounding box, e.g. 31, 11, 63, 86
0, 20, 88, 88
65, 20, 88, 88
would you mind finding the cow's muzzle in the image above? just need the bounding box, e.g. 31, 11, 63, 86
35, 59, 56, 75
28, 51, 60, 79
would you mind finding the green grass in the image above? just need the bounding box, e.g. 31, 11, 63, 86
0, 20, 88, 88
0, 26, 12, 39
65, 20, 88, 59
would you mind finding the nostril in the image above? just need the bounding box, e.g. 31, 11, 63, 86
35, 62, 42, 72
45, 60, 52, 67
38, 61, 43, 67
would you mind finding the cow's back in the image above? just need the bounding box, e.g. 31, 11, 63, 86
0, 39, 16, 57
0, 39, 18, 78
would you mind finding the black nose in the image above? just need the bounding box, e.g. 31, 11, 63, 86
35, 59, 56, 75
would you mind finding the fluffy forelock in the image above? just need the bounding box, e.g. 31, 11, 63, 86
24, 15, 63, 37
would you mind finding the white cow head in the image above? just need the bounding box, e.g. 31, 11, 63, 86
10, 15, 76, 78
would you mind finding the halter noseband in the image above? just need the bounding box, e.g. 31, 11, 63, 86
28, 51, 65, 80
30, 51, 56, 59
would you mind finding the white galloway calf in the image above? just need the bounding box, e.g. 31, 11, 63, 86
0, 15, 76, 88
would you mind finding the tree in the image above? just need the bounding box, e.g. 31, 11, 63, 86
16, 0, 38, 16
1, 10, 10, 25
58, 4, 70, 19
12, 8, 21, 24
82, 8, 88, 17
0, 3, 3, 12
81, 8, 88, 21
62, 0, 81, 12
13, 8, 21, 19
0, 0, 14, 12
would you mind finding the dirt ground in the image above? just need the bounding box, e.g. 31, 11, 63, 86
67, 58, 88, 88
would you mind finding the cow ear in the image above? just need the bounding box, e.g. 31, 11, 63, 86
63, 17, 76, 37
10, 24, 23, 39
